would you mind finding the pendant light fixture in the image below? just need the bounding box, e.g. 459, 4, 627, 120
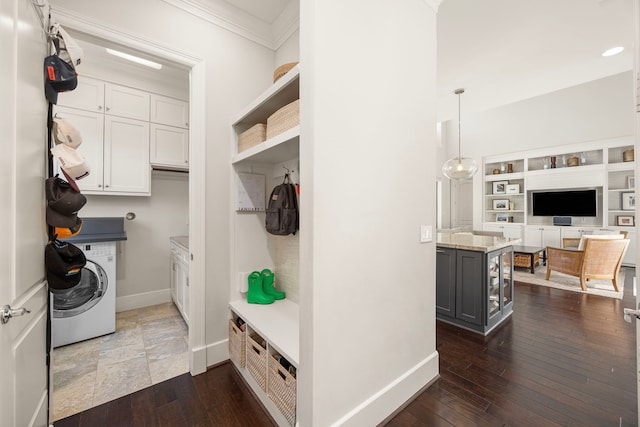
442, 88, 478, 180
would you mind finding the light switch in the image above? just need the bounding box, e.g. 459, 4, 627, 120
420, 225, 432, 243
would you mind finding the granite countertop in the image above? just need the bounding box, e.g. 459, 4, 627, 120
436, 232, 520, 252
170, 236, 189, 251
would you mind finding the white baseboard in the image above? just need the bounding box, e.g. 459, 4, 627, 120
331, 351, 440, 427
116, 289, 172, 312
205, 337, 230, 367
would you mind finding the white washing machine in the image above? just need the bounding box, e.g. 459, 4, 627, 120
51, 241, 116, 348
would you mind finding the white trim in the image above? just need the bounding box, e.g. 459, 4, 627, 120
161, 0, 275, 49
272, 0, 300, 50
204, 337, 230, 366
115, 289, 171, 312
423, 0, 444, 13
53, 9, 208, 376
329, 351, 440, 427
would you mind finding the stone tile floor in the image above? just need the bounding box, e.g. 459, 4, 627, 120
51, 302, 189, 421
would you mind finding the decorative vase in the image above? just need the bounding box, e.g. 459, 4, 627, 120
507, 163, 513, 173
550, 156, 556, 169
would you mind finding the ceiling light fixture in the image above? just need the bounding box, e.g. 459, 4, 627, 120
442, 88, 478, 181
105, 48, 163, 69
602, 46, 624, 57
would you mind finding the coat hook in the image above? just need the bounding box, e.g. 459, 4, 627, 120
282, 165, 293, 174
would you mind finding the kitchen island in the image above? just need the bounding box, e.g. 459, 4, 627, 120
436, 231, 520, 335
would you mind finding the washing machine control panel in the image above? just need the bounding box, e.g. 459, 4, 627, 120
81, 242, 117, 257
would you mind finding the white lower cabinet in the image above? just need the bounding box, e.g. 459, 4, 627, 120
483, 223, 523, 240
229, 300, 298, 426
524, 226, 562, 248
170, 242, 189, 324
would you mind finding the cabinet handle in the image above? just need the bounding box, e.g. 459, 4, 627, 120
98, 105, 103, 110
185, 122, 189, 126
436, 249, 446, 253
185, 160, 188, 164
105, 185, 110, 188
98, 184, 102, 188
106, 106, 110, 112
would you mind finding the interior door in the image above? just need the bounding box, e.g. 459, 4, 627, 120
0, 0, 50, 426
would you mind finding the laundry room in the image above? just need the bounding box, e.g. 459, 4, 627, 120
48, 29, 191, 422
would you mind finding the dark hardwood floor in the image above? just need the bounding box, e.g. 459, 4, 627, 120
55, 268, 637, 427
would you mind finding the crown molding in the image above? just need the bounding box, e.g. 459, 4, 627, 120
162, 0, 290, 50
424, 0, 444, 13
272, 0, 300, 49
53, 6, 202, 65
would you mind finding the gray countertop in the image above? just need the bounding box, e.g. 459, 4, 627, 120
436, 232, 520, 252
170, 236, 189, 251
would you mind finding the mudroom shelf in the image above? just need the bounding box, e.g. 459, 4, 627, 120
232, 126, 300, 164
229, 298, 299, 367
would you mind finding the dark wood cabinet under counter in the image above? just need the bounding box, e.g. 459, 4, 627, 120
436, 232, 516, 335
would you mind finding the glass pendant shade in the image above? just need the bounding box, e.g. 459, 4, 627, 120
442, 88, 477, 181
442, 157, 478, 180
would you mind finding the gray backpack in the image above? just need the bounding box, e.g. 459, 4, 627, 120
266, 174, 299, 236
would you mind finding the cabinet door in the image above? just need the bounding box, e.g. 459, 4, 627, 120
524, 227, 543, 247
104, 116, 150, 194
170, 257, 179, 304
104, 84, 150, 121
53, 106, 104, 192
57, 76, 105, 113
180, 264, 189, 325
502, 225, 523, 240
150, 124, 189, 170
541, 227, 561, 248
436, 247, 456, 317
455, 250, 483, 326
150, 94, 189, 129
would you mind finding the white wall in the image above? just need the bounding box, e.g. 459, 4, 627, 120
275, 28, 300, 67
80, 171, 189, 305
299, 1, 439, 425
52, 0, 276, 367
441, 71, 634, 229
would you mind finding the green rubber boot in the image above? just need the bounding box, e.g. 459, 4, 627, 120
261, 269, 285, 300
247, 271, 274, 304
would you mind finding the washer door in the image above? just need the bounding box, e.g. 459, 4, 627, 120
52, 260, 108, 318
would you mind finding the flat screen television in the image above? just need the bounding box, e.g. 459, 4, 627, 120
532, 189, 597, 217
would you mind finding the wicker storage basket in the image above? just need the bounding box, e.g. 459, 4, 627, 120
246, 333, 268, 391
266, 99, 299, 140
268, 355, 297, 426
238, 123, 267, 153
514, 252, 539, 269
623, 149, 635, 162
273, 62, 298, 83
228, 319, 246, 368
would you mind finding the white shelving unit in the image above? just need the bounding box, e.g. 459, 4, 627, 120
482, 137, 636, 265
229, 64, 300, 426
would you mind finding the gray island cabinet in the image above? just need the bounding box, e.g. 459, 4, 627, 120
436, 232, 519, 335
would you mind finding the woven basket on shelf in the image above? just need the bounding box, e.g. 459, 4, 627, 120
273, 62, 298, 83
238, 123, 267, 153
246, 333, 268, 391
623, 149, 635, 162
268, 354, 297, 426
228, 319, 246, 368
266, 99, 299, 139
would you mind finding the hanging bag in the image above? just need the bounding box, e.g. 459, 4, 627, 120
266, 174, 299, 236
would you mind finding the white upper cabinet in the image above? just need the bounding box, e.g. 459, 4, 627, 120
53, 106, 105, 192
104, 84, 150, 121
57, 76, 105, 113
150, 94, 189, 129
150, 124, 189, 170
104, 116, 150, 194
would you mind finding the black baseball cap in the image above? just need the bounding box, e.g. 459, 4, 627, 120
45, 176, 86, 228
44, 54, 77, 104
45, 240, 86, 292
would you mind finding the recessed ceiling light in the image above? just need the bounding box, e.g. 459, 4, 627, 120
602, 46, 624, 57
105, 48, 163, 69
